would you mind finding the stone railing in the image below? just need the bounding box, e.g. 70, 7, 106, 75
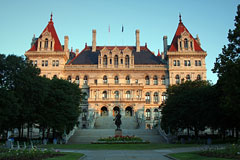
157, 120, 169, 143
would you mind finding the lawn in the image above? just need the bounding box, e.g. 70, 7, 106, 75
45, 152, 84, 160
168, 152, 232, 160
39, 143, 200, 150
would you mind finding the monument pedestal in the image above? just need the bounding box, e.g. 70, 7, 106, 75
115, 129, 122, 136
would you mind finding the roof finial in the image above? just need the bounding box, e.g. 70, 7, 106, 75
50, 12, 53, 21
179, 13, 182, 23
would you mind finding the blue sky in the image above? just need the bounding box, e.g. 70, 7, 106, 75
0, 0, 238, 83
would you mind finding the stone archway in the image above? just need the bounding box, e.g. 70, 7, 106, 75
125, 106, 133, 116
113, 106, 120, 116
101, 106, 108, 116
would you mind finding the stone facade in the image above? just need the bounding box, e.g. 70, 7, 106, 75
25, 15, 207, 129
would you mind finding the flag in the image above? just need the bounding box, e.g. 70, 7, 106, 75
122, 25, 124, 32
108, 25, 110, 32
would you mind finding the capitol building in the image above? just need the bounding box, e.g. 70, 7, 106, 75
25, 14, 207, 130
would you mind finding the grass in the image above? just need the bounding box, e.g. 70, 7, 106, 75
39, 143, 200, 150
45, 152, 84, 160
169, 152, 232, 160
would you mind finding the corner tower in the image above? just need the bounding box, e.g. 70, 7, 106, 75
167, 15, 207, 85
25, 14, 69, 78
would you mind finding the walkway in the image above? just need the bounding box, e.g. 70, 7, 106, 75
58, 146, 206, 160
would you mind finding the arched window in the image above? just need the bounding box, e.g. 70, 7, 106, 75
84, 75, 88, 84
184, 38, 188, 49
67, 75, 71, 83
161, 75, 166, 85
44, 38, 48, 49
190, 41, 193, 49
103, 55, 107, 66
162, 92, 166, 102
186, 74, 191, 81
114, 91, 119, 99
101, 106, 108, 116
153, 75, 158, 85
175, 75, 180, 84
114, 76, 119, 84
103, 75, 108, 84
145, 76, 150, 85
197, 74, 201, 80
154, 92, 159, 103
114, 55, 118, 67
146, 109, 151, 120
75, 76, 79, 85
154, 109, 159, 120
126, 75, 130, 84
126, 91, 131, 99
145, 92, 150, 104
53, 75, 57, 79
125, 55, 130, 67
102, 91, 107, 99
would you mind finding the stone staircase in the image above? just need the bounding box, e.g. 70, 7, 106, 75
94, 116, 138, 129
67, 129, 165, 144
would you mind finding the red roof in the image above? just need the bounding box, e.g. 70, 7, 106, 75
168, 20, 203, 52
28, 15, 63, 51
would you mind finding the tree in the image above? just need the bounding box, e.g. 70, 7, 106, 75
161, 80, 216, 137
212, 4, 240, 139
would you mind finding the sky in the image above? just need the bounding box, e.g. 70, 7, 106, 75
0, 0, 238, 84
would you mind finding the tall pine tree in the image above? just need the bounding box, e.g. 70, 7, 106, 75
212, 4, 240, 139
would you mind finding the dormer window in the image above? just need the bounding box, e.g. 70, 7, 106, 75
44, 38, 48, 49
103, 55, 107, 67
125, 55, 130, 67
184, 38, 188, 49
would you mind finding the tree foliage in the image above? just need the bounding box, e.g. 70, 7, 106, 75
0, 54, 82, 139
212, 4, 240, 138
161, 80, 218, 137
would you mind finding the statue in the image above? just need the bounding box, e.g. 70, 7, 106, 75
114, 112, 121, 130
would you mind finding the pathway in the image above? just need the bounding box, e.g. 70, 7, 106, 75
58, 146, 207, 160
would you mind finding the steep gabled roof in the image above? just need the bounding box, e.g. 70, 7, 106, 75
168, 18, 203, 52
68, 46, 164, 65
28, 14, 63, 51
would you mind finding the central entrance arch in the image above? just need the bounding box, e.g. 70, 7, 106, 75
125, 106, 133, 116
101, 106, 108, 116
113, 106, 120, 116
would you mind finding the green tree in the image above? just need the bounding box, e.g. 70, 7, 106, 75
212, 4, 240, 139
161, 80, 215, 137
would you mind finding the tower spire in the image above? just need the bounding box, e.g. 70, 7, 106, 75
50, 12, 53, 22
179, 13, 182, 23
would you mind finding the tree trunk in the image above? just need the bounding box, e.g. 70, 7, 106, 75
42, 128, 45, 140
18, 127, 21, 138
194, 127, 199, 138
53, 128, 55, 139
21, 124, 24, 138
47, 128, 50, 139
27, 122, 30, 139
236, 128, 239, 141
187, 128, 190, 137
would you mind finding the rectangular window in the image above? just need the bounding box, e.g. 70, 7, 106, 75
94, 79, 97, 85
52, 60, 55, 67
135, 79, 138, 84
195, 60, 198, 66
121, 59, 123, 64
110, 59, 112, 64
56, 60, 59, 66
173, 60, 176, 66
42, 60, 44, 67
34, 60, 37, 66
177, 60, 180, 66
188, 60, 191, 66
45, 60, 48, 66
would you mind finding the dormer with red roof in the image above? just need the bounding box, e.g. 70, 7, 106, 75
167, 15, 207, 85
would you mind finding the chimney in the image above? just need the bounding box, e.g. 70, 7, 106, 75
76, 49, 79, 55
195, 34, 201, 46
163, 36, 168, 56
136, 29, 140, 52
161, 52, 165, 60
64, 36, 69, 52
92, 29, 96, 52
